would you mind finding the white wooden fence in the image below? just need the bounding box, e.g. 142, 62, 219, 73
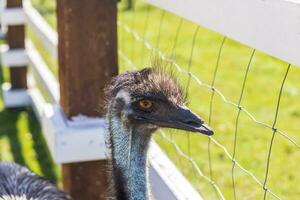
146, 0, 300, 67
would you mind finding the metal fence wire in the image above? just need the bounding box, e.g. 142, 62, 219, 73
118, 1, 300, 199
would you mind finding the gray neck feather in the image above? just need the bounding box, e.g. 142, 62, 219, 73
109, 112, 151, 200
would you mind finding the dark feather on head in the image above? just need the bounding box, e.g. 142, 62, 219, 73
104, 66, 185, 107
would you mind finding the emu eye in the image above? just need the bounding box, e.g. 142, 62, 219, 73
138, 99, 153, 110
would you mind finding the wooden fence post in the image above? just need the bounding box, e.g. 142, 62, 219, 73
56, 0, 118, 199
6, 0, 27, 89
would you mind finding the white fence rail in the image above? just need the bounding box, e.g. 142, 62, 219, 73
26, 40, 59, 102
24, 0, 57, 58
146, 0, 300, 67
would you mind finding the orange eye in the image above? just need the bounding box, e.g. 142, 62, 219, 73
139, 100, 153, 110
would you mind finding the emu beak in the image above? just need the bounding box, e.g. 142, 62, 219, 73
158, 106, 214, 136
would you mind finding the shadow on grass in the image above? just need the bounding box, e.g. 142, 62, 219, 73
0, 107, 58, 184
0, 108, 27, 166
27, 108, 58, 184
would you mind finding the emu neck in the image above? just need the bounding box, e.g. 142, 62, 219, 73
109, 114, 152, 200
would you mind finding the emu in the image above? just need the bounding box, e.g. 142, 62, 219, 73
0, 67, 212, 200
0, 162, 71, 200
105, 67, 213, 200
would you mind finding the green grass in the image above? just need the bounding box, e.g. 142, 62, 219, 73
2, 0, 300, 199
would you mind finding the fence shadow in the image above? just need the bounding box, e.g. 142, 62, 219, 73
0, 108, 27, 166
0, 107, 58, 184
26, 108, 58, 183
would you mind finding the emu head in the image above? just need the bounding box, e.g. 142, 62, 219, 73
105, 68, 213, 136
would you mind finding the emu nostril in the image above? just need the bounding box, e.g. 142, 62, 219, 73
185, 120, 201, 127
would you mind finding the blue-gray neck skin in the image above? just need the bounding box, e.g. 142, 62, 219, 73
108, 111, 152, 200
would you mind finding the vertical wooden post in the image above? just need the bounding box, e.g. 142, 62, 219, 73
7, 0, 27, 89
56, 0, 118, 199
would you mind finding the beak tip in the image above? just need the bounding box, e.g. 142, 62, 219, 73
200, 129, 214, 136
198, 123, 214, 136
207, 130, 214, 136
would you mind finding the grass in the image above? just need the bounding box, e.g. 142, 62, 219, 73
2, 0, 300, 199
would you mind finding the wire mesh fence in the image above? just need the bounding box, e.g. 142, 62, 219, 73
118, 1, 300, 199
